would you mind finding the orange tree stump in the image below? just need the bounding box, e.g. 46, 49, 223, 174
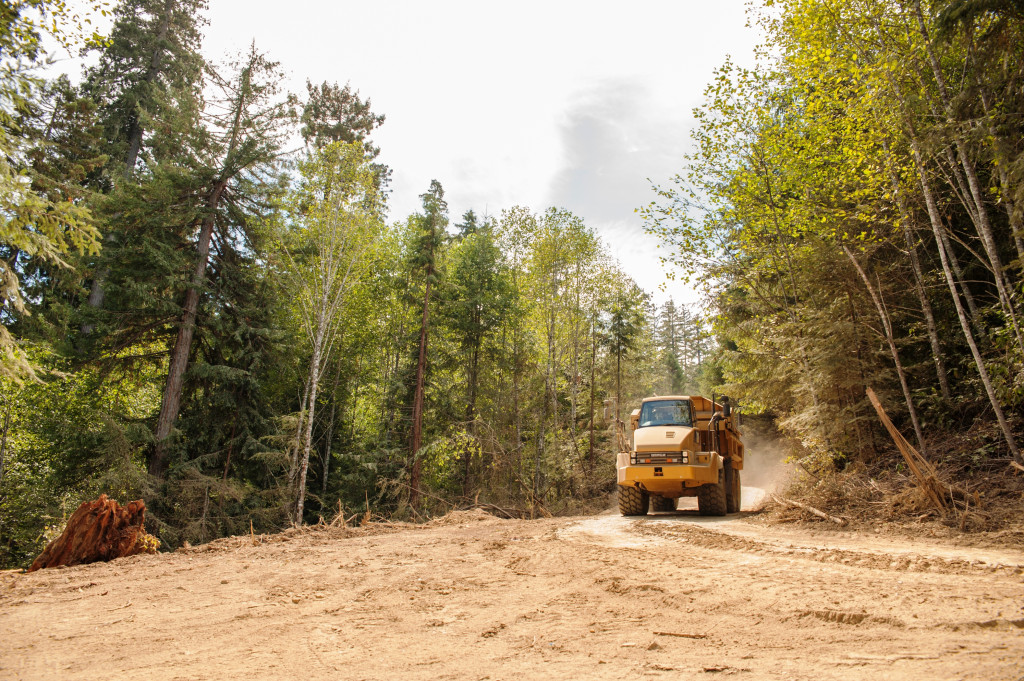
28, 494, 158, 572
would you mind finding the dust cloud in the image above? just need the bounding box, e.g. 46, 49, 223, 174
740, 426, 794, 510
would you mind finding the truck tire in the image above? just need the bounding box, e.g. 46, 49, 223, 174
697, 468, 728, 516
725, 465, 741, 514
651, 495, 676, 512
618, 486, 649, 516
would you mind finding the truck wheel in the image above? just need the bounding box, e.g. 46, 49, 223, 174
697, 469, 728, 517
651, 495, 676, 512
618, 486, 649, 516
725, 466, 741, 514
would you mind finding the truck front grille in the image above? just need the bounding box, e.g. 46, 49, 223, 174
632, 452, 688, 465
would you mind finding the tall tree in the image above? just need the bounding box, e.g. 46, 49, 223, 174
300, 80, 385, 155
408, 180, 447, 507
605, 281, 648, 424
150, 45, 294, 476
440, 221, 512, 491
80, 0, 208, 323
83, 0, 208, 178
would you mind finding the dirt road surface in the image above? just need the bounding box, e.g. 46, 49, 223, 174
2, 487, 1023, 680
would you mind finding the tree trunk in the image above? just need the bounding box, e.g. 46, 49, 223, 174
462, 341, 480, 495
844, 289, 879, 461
512, 323, 522, 501
150, 181, 227, 476
588, 309, 597, 470
533, 401, 545, 504
295, 341, 322, 523
902, 223, 951, 401
886, 158, 952, 400
911, 140, 1023, 465
321, 361, 343, 504
978, 90, 1024, 263
290, 372, 312, 484
616, 347, 622, 425
936, 222, 980, 323
913, 0, 1024, 352
0, 394, 11, 488
409, 278, 432, 508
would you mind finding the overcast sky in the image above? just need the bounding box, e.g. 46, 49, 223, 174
64, 1, 761, 306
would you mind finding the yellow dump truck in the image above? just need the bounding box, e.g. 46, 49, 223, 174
616, 395, 744, 516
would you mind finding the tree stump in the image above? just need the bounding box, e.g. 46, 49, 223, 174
28, 494, 158, 572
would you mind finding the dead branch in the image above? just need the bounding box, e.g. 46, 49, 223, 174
654, 631, 708, 639
865, 387, 949, 515
771, 494, 848, 526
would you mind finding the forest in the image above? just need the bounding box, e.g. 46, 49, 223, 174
0, 0, 715, 568
2, 0, 1023, 569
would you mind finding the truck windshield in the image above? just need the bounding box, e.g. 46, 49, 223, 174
638, 399, 692, 428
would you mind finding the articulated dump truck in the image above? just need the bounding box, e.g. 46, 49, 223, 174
616, 395, 743, 516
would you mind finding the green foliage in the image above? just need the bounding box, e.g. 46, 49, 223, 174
645, 0, 1024, 469
0, 350, 157, 568
0, 5, 104, 378
301, 80, 385, 155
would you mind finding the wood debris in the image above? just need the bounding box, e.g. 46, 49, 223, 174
771, 494, 848, 526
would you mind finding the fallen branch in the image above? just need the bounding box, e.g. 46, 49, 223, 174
771, 494, 848, 526
653, 631, 708, 639
1011, 461, 1024, 474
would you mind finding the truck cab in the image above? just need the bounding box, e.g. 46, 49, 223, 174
616, 395, 743, 516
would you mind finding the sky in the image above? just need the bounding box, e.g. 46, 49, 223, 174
59, 0, 762, 307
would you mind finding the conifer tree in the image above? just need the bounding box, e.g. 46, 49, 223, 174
150, 46, 295, 476
83, 0, 208, 178
408, 181, 447, 507
77, 0, 208, 327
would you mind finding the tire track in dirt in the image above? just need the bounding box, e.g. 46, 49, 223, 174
565, 484, 1024, 576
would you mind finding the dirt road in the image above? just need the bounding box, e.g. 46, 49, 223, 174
2, 489, 1023, 680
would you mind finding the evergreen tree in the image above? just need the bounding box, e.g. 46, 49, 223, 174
0, 6, 100, 378
408, 180, 447, 507
300, 80, 384, 155
150, 45, 295, 476
439, 221, 513, 490
83, 0, 208, 178
78, 0, 209, 329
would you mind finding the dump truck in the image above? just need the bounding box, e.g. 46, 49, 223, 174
616, 395, 744, 516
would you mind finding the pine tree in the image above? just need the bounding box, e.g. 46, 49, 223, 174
439, 220, 513, 491
150, 45, 295, 476
408, 181, 447, 507
83, 0, 208, 178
